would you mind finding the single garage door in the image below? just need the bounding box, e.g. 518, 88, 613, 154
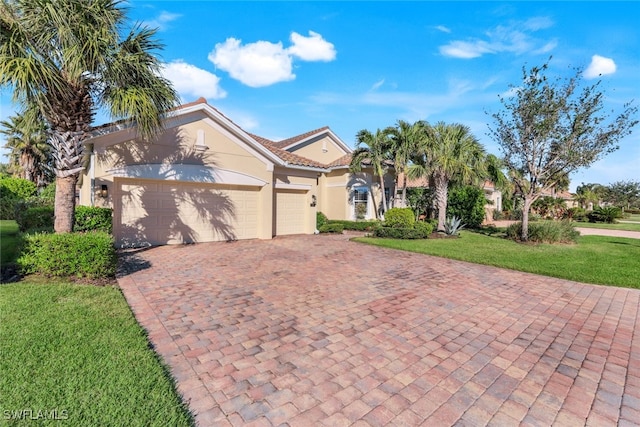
115, 179, 259, 247
275, 190, 307, 236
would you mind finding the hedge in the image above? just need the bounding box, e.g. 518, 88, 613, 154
326, 220, 379, 231
18, 231, 117, 279
319, 223, 344, 234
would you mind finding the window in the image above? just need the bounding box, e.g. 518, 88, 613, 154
353, 187, 368, 220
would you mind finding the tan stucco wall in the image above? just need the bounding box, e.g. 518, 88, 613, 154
80, 115, 274, 240
288, 135, 347, 164
318, 168, 395, 220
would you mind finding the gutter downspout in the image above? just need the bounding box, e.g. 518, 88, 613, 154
90, 146, 95, 207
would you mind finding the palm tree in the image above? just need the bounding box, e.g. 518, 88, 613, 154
0, 0, 179, 232
349, 128, 392, 218
0, 109, 52, 188
388, 120, 426, 208
408, 122, 486, 231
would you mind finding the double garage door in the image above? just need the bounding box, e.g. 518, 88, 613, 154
114, 179, 259, 247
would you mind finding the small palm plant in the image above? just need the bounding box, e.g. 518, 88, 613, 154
444, 216, 465, 236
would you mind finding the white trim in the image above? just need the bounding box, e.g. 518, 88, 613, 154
106, 164, 267, 187
281, 129, 352, 154
274, 182, 312, 191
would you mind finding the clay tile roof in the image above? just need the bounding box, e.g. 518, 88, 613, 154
326, 153, 353, 168
269, 126, 330, 149
248, 133, 328, 169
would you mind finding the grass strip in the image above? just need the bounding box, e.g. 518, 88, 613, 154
0, 280, 194, 426
354, 231, 640, 288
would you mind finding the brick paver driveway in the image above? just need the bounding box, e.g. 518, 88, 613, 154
117, 234, 640, 426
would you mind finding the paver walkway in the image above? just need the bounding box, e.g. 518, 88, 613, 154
117, 234, 640, 426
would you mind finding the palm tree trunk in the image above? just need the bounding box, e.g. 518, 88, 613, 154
50, 130, 85, 233
379, 174, 388, 214
434, 174, 448, 231
401, 180, 407, 208
54, 175, 78, 232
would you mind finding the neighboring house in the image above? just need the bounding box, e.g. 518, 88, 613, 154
80, 98, 394, 247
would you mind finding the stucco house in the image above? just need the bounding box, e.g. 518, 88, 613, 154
80, 98, 393, 247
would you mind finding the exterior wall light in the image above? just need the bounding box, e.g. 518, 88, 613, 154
99, 184, 108, 198
310, 195, 317, 207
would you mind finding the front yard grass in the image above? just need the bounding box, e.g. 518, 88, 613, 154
574, 221, 640, 232
354, 231, 640, 288
0, 279, 194, 426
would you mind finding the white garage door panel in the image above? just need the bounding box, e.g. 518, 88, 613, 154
276, 191, 307, 236
115, 180, 259, 247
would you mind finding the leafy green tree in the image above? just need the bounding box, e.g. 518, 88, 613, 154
409, 122, 486, 231
1, 0, 179, 232
349, 128, 392, 217
575, 182, 606, 209
605, 180, 640, 210
0, 108, 52, 187
489, 60, 638, 241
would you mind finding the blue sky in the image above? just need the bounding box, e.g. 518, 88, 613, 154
1, 1, 639, 191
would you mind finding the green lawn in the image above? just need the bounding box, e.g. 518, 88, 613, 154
354, 231, 640, 288
624, 213, 640, 222
574, 221, 640, 232
0, 220, 21, 266
0, 280, 194, 426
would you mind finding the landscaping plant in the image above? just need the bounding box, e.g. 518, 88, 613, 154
18, 232, 117, 279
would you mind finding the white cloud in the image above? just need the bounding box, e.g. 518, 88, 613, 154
143, 11, 181, 31
439, 16, 555, 59
584, 55, 617, 79
435, 25, 451, 33
209, 31, 336, 87
209, 38, 294, 88
161, 60, 227, 100
439, 41, 494, 59
523, 16, 554, 31
287, 31, 336, 61
370, 79, 385, 91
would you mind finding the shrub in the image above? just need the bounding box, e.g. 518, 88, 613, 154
506, 221, 579, 244
492, 210, 505, 221
1, 177, 38, 220
316, 211, 328, 229
326, 220, 379, 231
446, 186, 486, 229
414, 220, 434, 236
15, 206, 55, 232
18, 232, 116, 279
588, 206, 622, 223
0, 186, 17, 219
444, 216, 465, 236
0, 176, 37, 200
373, 225, 431, 239
319, 223, 344, 234
565, 207, 587, 222
384, 207, 415, 228
38, 182, 56, 202
74, 206, 113, 233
